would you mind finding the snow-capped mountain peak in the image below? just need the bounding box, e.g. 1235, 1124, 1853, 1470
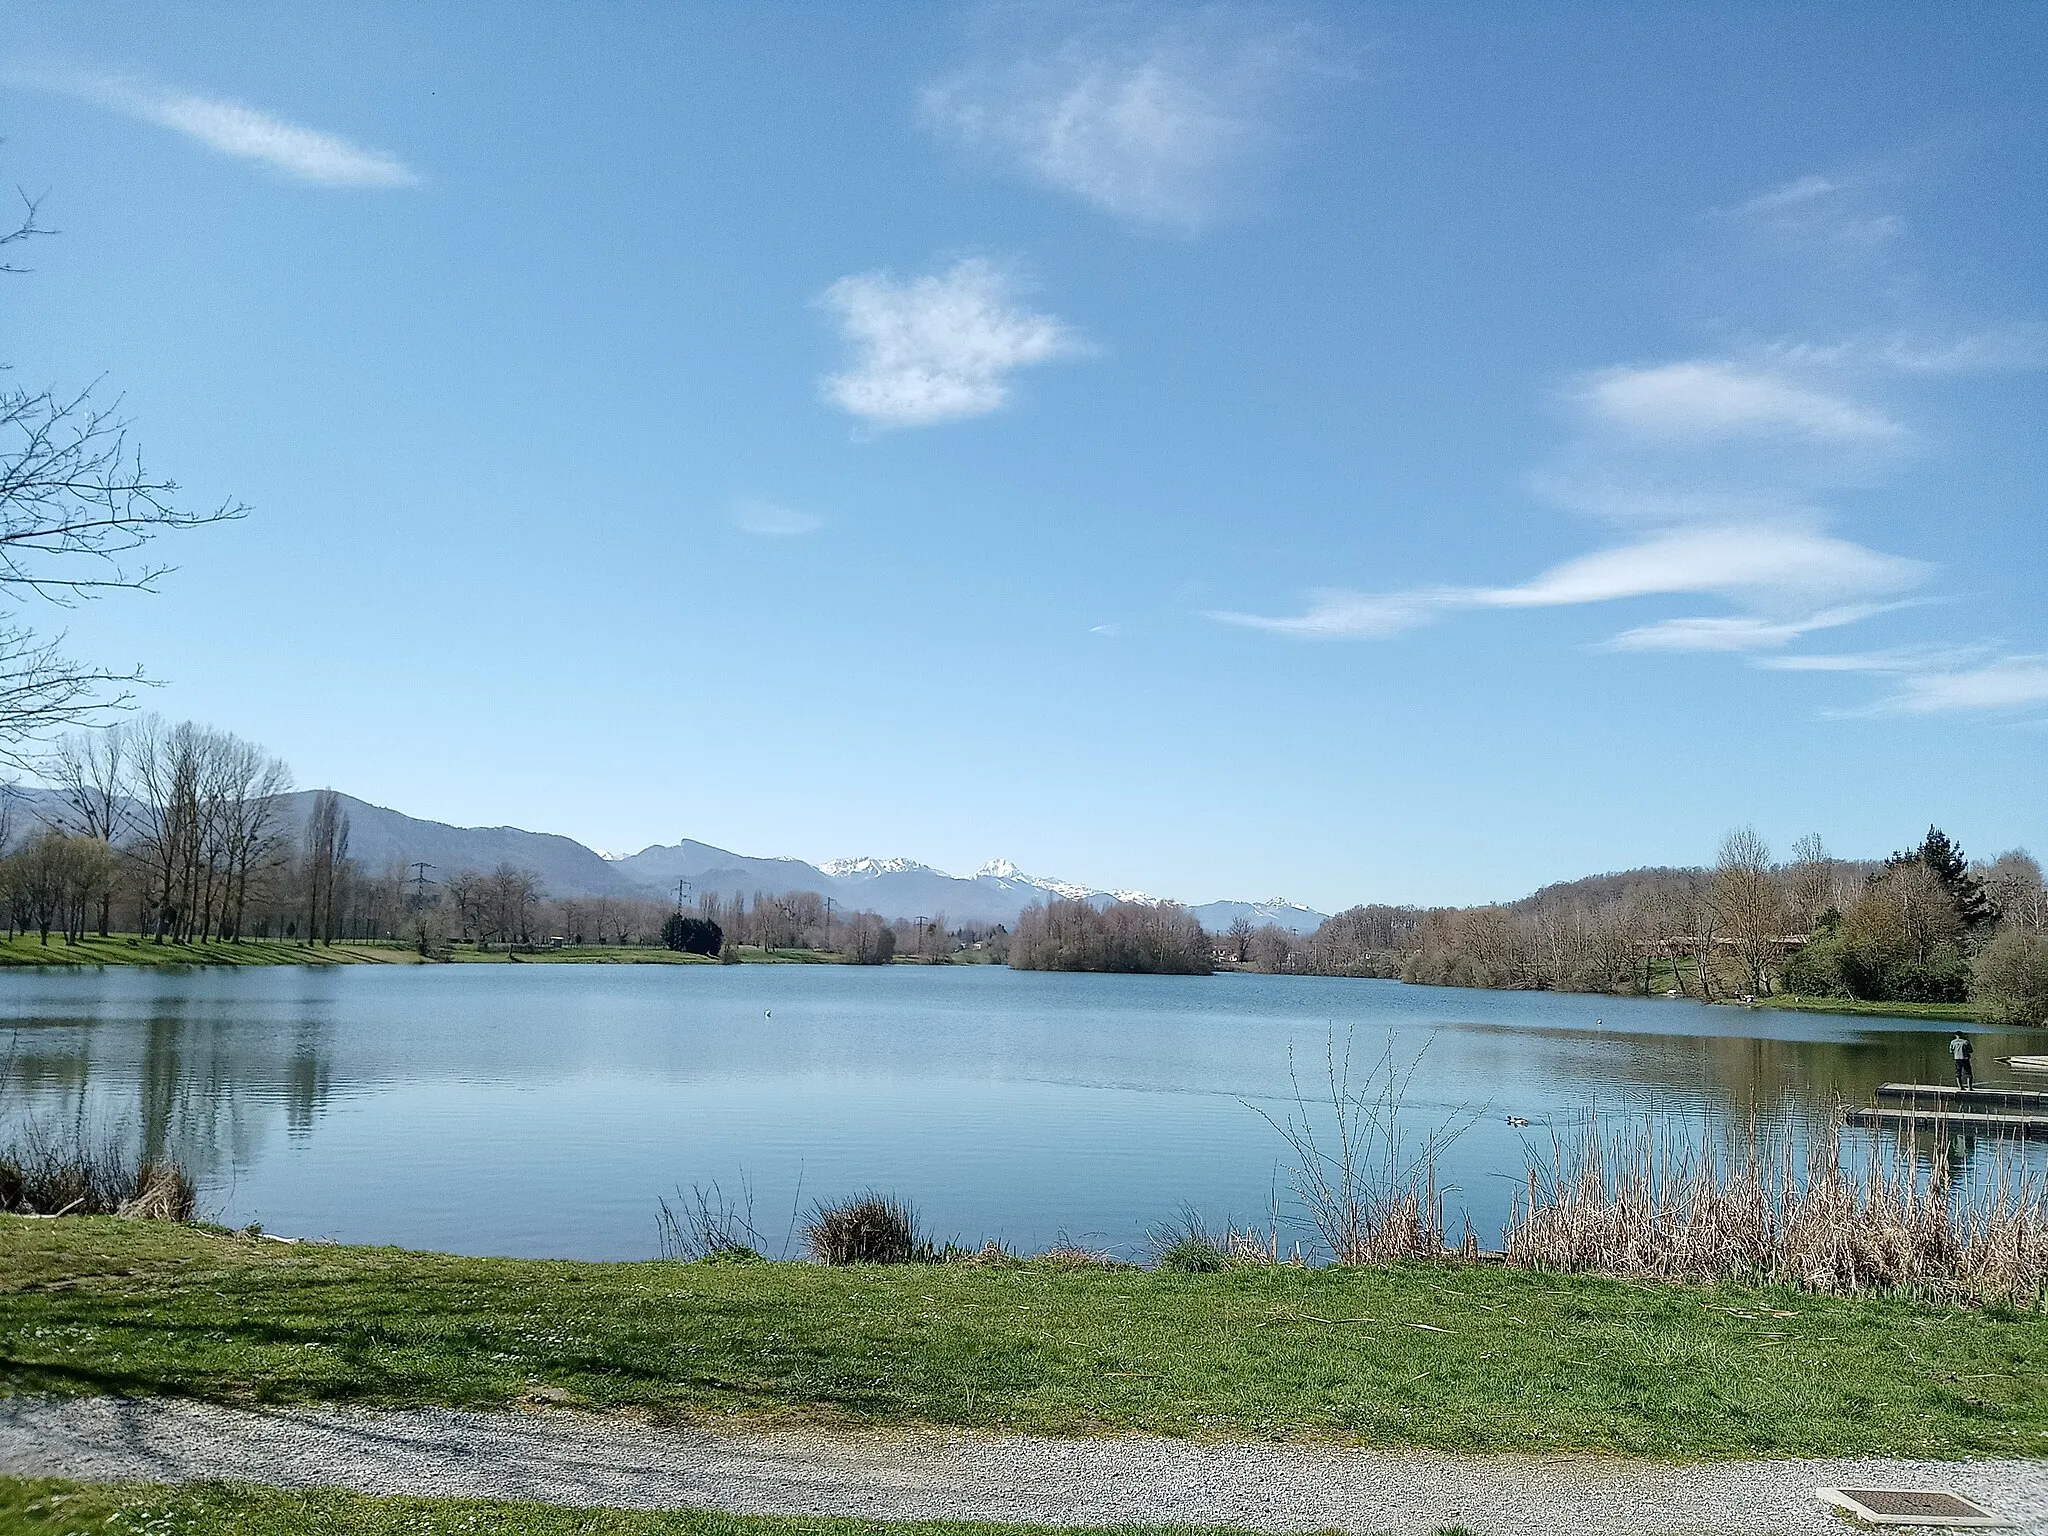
819, 856, 933, 879
973, 859, 1156, 906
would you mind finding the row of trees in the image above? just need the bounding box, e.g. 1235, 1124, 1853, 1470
1216, 824, 2046, 1021
1009, 897, 1212, 975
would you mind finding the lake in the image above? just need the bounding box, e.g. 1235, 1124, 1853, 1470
1, 963, 2039, 1260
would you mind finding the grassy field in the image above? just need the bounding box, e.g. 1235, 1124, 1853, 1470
0, 934, 422, 968
2, 1219, 2043, 1461
0, 934, 897, 969
0, 1480, 1336, 1536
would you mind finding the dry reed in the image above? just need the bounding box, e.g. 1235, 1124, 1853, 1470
1505, 1109, 2048, 1306
0, 1118, 195, 1221
1253, 1029, 1481, 1264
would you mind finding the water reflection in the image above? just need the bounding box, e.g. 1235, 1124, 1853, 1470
0, 966, 2040, 1259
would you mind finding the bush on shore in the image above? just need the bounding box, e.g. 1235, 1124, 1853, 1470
0, 1124, 194, 1220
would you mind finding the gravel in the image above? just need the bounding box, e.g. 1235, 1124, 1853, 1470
2, 1397, 2043, 1534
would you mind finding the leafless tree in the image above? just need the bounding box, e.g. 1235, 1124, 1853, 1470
0, 192, 243, 760
1711, 826, 1783, 997
44, 725, 128, 933
303, 790, 351, 945
1983, 850, 2046, 934
1786, 833, 1837, 932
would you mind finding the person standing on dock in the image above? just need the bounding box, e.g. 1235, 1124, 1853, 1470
1950, 1030, 1974, 1091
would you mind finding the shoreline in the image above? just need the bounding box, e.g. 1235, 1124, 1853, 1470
0, 935, 1987, 1022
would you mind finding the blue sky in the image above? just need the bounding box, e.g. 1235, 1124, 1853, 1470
3, 2, 2043, 910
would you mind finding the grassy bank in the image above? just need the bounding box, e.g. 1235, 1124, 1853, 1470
0, 1481, 1306, 1536
1722, 994, 1979, 1022
3, 1219, 2043, 1460
0, 934, 422, 968
0, 935, 861, 969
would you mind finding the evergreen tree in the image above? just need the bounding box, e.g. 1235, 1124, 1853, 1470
1885, 826, 1994, 931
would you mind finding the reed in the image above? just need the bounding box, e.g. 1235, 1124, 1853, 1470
1505, 1109, 2048, 1306
1252, 1029, 1479, 1265
656, 1178, 765, 1262
0, 1120, 195, 1221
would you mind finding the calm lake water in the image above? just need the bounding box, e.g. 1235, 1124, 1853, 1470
2, 964, 2041, 1260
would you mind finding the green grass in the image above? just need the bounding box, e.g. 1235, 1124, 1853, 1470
0, 934, 862, 969
0, 934, 420, 969
0, 1480, 1334, 1536
3, 1219, 2044, 1461
1724, 994, 1979, 1022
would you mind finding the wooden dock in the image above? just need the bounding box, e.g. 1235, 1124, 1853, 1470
1849, 1104, 2048, 1138
1876, 1081, 2048, 1113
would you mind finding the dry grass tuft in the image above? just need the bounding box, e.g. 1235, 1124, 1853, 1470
0, 1120, 194, 1221
803, 1191, 927, 1264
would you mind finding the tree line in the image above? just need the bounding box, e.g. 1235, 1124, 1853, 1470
1216, 824, 2046, 1022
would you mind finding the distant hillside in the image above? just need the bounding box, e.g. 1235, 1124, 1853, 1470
270, 792, 648, 900
6, 778, 1332, 925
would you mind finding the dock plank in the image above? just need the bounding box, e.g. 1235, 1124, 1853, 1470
1849, 1105, 2048, 1137
1876, 1081, 2048, 1111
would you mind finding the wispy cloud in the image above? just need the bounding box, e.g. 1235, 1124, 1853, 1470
28, 68, 418, 187
1214, 526, 1927, 641
1716, 171, 1903, 252
1763, 647, 2048, 716
1571, 361, 1903, 444
1758, 326, 2048, 375
1606, 604, 1905, 654
728, 499, 823, 537
817, 259, 1086, 429
921, 12, 1323, 230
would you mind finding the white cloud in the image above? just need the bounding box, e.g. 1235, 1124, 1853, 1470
33, 69, 418, 187
728, 499, 822, 537
1762, 648, 2048, 715
1732, 174, 1841, 216
1717, 171, 1903, 251
1573, 361, 1902, 443
1212, 589, 1439, 639
1479, 525, 1923, 609
1213, 526, 1927, 643
1760, 327, 2048, 375
921, 16, 1317, 229
817, 259, 1085, 429
1607, 604, 1902, 653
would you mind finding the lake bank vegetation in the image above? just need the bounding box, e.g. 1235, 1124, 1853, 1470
0, 725, 2040, 1021
1008, 898, 1211, 974
5, 1214, 2044, 1459
1230, 824, 2047, 1020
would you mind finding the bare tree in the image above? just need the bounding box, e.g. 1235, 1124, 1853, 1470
44, 725, 129, 933
0, 193, 243, 761
304, 790, 351, 945
1711, 826, 1784, 997
1787, 833, 1837, 933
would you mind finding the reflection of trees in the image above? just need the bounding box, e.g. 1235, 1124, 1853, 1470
1456, 1018, 1957, 1124
2, 1001, 334, 1183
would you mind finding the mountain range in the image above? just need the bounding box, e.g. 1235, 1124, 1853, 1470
9, 784, 1331, 932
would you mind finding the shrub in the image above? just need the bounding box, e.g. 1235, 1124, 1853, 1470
660, 914, 723, 956
1974, 927, 2048, 1025
804, 1192, 924, 1264
0, 1124, 195, 1220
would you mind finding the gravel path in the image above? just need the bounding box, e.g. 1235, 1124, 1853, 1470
1, 1397, 2042, 1534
